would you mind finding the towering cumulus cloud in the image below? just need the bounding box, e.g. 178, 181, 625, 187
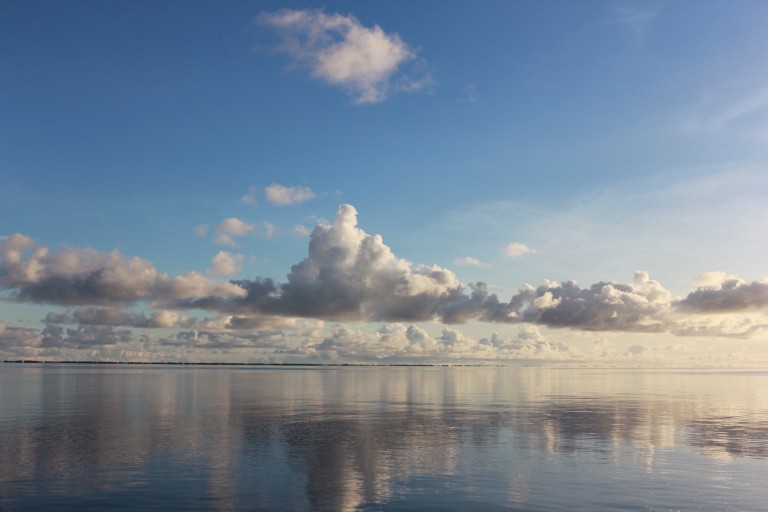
222, 205, 471, 321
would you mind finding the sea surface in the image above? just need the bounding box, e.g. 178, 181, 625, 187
1, 364, 767, 511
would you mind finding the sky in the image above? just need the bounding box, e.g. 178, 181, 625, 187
2, 0, 768, 365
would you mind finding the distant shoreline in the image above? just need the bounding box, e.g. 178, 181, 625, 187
0, 360, 498, 367
3, 360, 766, 370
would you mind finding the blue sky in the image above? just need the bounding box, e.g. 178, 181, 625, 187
2, 1, 768, 364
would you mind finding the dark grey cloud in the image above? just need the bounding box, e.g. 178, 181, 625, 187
676, 278, 768, 313
0, 321, 40, 349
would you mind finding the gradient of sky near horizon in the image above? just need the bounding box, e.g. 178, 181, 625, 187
2, 0, 768, 364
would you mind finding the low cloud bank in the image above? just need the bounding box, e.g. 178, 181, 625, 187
3, 205, 768, 347
0, 233, 245, 307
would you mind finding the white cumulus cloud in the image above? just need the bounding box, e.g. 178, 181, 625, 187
503, 242, 535, 258
454, 256, 485, 267
259, 9, 431, 104
210, 251, 244, 276
213, 218, 255, 246
264, 184, 316, 206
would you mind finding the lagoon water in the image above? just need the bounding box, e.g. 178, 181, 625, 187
1, 364, 767, 511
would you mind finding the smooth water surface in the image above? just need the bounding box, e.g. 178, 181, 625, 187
1, 364, 767, 511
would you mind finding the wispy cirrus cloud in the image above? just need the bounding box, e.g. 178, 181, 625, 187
259, 9, 432, 104
611, 1, 664, 44
686, 87, 768, 134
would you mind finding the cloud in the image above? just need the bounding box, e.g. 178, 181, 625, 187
694, 271, 740, 289
669, 315, 768, 339
612, 2, 663, 43
210, 251, 244, 276
162, 329, 288, 350
293, 224, 312, 237
503, 272, 768, 338
687, 87, 768, 133
504, 271, 674, 332
179, 205, 768, 337
5, 206, 768, 351
503, 242, 535, 258
714, 88, 768, 128
213, 218, 256, 246
265, 222, 278, 238
259, 9, 431, 104
264, 184, 316, 206
240, 186, 259, 205
0, 321, 41, 350
433, 167, 768, 297
453, 256, 486, 267
0, 234, 245, 308
676, 277, 768, 313
44, 307, 195, 329
216, 204, 466, 321
465, 85, 479, 103
291, 322, 577, 362
41, 324, 134, 349
158, 316, 324, 350
0, 313, 681, 362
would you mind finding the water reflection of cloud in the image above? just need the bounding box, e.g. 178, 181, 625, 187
527, 397, 678, 471
1, 366, 768, 511
687, 416, 768, 459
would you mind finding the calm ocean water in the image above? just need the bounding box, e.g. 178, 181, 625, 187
1, 364, 767, 511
